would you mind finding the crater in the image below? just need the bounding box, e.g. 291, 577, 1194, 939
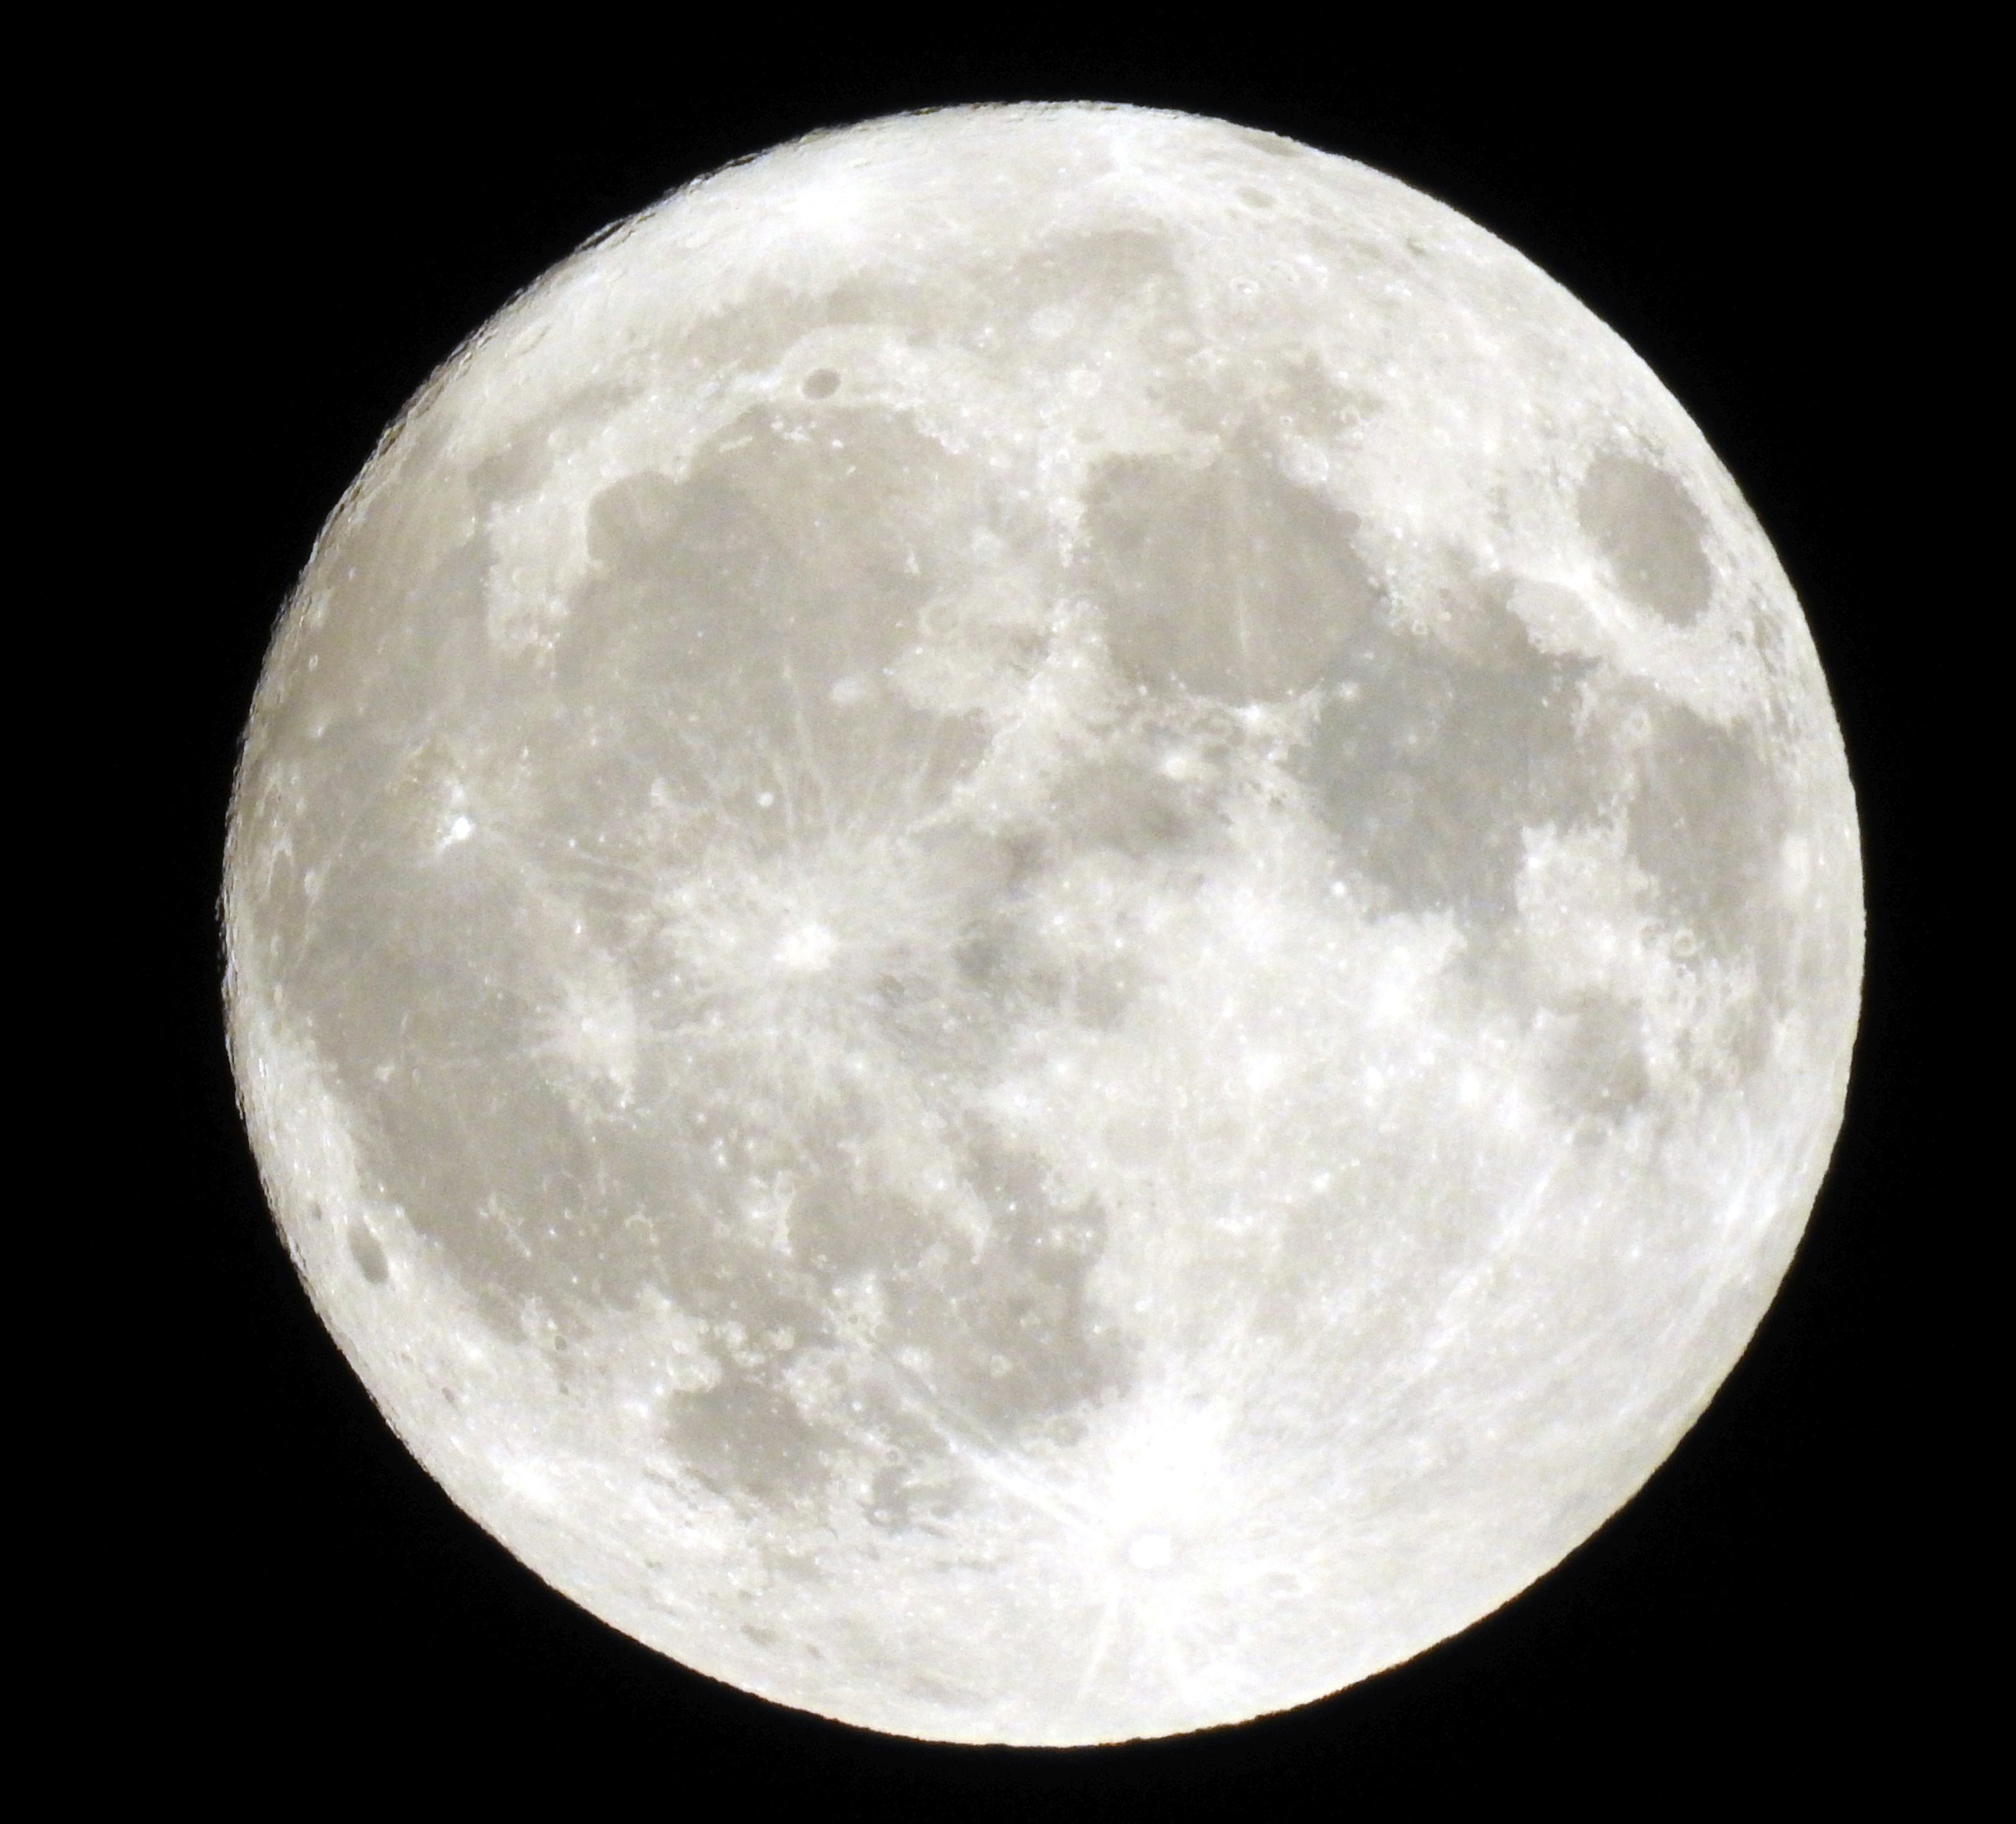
348, 1222, 389, 1285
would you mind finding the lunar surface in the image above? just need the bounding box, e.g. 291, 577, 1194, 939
223, 103, 1861, 1744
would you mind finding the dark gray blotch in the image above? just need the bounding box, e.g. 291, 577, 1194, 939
348, 1222, 389, 1285
1625, 694, 1789, 975
869, 1452, 964, 1534
1300, 595, 1598, 924
1084, 440, 1377, 700
668, 1372, 823, 1505
1542, 992, 1653, 1127
1578, 452, 1712, 626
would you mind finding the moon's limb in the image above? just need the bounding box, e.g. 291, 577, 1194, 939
224, 102, 1862, 1744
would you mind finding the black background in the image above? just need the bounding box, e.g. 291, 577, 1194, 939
154, 35, 1938, 1810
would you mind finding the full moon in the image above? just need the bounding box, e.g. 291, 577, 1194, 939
223, 102, 1861, 1744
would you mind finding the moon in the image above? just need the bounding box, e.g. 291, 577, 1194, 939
222, 101, 1861, 1746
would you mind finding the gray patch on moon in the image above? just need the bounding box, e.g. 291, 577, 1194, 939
287, 686, 1141, 1503
1298, 588, 1598, 923
1578, 451, 1714, 627
1050, 746, 1226, 865
1537, 992, 1654, 1130
669, 1371, 826, 1506
1625, 700, 1789, 966
1006, 229, 1183, 326
869, 1450, 965, 1533
1083, 439, 1379, 700
348, 1222, 390, 1284
468, 382, 643, 505
1234, 126, 1313, 160
559, 407, 984, 843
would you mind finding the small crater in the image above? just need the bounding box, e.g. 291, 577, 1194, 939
347, 1222, 389, 1285
801, 367, 841, 400
1239, 187, 1278, 210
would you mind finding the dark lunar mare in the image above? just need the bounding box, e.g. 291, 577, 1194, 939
275, 396, 1144, 1516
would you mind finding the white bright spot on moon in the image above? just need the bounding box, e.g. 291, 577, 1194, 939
775, 922, 838, 974
223, 103, 1861, 1748
1128, 1531, 1174, 1571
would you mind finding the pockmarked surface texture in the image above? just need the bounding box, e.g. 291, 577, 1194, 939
225, 104, 1862, 1744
